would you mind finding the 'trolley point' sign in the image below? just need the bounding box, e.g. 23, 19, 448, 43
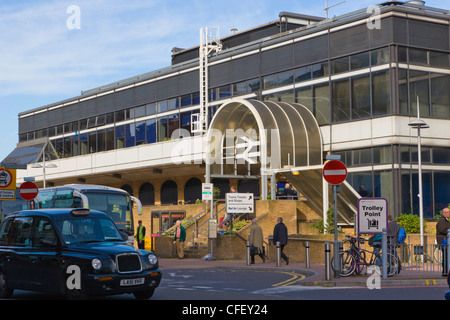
357, 198, 388, 235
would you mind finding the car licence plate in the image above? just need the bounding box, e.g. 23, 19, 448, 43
120, 278, 145, 286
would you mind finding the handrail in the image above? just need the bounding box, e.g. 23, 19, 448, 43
191, 206, 225, 253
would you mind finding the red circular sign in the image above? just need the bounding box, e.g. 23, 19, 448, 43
19, 181, 39, 201
323, 160, 348, 185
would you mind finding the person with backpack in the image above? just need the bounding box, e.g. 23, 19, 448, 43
388, 215, 402, 273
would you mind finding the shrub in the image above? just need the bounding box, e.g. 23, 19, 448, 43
396, 213, 426, 234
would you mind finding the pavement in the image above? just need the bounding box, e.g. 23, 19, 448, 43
159, 257, 449, 288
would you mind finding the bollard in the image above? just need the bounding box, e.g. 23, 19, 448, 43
304, 241, 310, 268
246, 241, 251, 266
382, 228, 387, 279
325, 242, 331, 281
276, 241, 281, 267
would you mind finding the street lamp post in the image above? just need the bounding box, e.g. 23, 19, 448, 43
408, 96, 429, 250
31, 152, 57, 188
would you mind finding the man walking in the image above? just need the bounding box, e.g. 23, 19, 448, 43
248, 219, 265, 264
174, 220, 186, 259
273, 217, 289, 265
436, 207, 450, 276
136, 220, 146, 250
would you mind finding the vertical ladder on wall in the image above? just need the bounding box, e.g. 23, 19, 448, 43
191, 27, 222, 134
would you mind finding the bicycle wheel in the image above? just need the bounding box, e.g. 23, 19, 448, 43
355, 250, 366, 275
374, 253, 399, 277
331, 251, 356, 277
434, 246, 442, 264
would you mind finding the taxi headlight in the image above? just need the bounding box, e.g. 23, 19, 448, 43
92, 258, 102, 270
148, 254, 158, 265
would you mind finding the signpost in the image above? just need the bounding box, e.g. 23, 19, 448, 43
202, 183, 215, 260
18, 181, 39, 201
323, 159, 348, 278
357, 198, 388, 235
0, 167, 16, 200
226, 193, 254, 214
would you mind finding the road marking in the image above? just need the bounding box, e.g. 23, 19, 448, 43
272, 272, 305, 287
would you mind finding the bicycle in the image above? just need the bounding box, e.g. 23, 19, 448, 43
331, 235, 399, 277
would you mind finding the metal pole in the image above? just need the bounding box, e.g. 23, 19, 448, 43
442, 229, 450, 273
246, 241, 251, 266
382, 228, 387, 279
304, 241, 310, 268
333, 185, 340, 278
416, 96, 424, 250
325, 242, 331, 280
276, 241, 281, 267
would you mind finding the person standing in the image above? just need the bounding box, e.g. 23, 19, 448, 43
273, 217, 289, 265
387, 215, 401, 274
136, 220, 146, 250
248, 219, 265, 264
174, 220, 186, 259
436, 207, 450, 276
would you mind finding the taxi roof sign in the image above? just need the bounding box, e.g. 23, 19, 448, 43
70, 208, 91, 216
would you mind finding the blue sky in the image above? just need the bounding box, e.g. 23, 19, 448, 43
0, 0, 447, 162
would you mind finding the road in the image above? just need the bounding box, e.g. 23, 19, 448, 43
8, 268, 448, 301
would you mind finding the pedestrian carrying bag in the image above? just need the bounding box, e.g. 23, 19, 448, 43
397, 227, 406, 244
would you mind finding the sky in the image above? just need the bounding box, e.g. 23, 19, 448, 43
0, 0, 448, 162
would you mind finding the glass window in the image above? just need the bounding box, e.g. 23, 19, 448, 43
34, 218, 57, 247
115, 110, 125, 122
80, 133, 88, 155
312, 62, 329, 78
263, 74, 278, 90
63, 137, 72, 158
296, 86, 312, 112
371, 47, 390, 65
89, 131, 97, 153
233, 81, 247, 96
125, 123, 135, 148
158, 100, 168, 113
168, 98, 179, 110
429, 51, 449, 68
398, 47, 407, 63
279, 90, 294, 103
157, 117, 168, 141
350, 52, 370, 70
433, 147, 450, 164
168, 113, 180, 139
180, 111, 192, 133
136, 121, 146, 145
398, 69, 408, 115
135, 106, 146, 118
218, 85, 232, 99
146, 119, 157, 144
87, 116, 97, 129
247, 78, 260, 93
331, 57, 349, 74
373, 146, 392, 164
71, 135, 79, 157
352, 172, 373, 198
105, 113, 114, 125
105, 128, 114, 151
180, 94, 192, 107
332, 79, 350, 122
409, 70, 430, 117
313, 83, 330, 125
278, 70, 294, 86
294, 66, 312, 82
12, 217, 33, 246
434, 171, 450, 216
431, 74, 450, 119
372, 70, 390, 116
146, 103, 157, 115
193, 92, 200, 105
351, 75, 371, 119
115, 125, 125, 149
98, 129, 106, 152
409, 48, 428, 65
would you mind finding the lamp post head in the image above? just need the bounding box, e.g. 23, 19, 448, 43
408, 119, 429, 129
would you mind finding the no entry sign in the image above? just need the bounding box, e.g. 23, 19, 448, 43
19, 181, 39, 201
323, 160, 347, 185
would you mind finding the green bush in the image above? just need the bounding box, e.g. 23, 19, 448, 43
312, 207, 337, 234
397, 213, 426, 234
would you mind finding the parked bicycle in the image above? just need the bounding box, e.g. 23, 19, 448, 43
331, 235, 399, 277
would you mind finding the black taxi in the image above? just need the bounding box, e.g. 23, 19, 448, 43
0, 208, 161, 299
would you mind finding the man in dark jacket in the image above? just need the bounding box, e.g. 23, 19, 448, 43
436, 208, 450, 275
273, 217, 289, 265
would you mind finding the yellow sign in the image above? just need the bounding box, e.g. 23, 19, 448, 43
0, 167, 17, 200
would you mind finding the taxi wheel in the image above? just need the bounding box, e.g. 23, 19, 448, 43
0, 270, 13, 299
133, 288, 155, 300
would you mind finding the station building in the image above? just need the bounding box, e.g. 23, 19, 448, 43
2, 1, 450, 232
